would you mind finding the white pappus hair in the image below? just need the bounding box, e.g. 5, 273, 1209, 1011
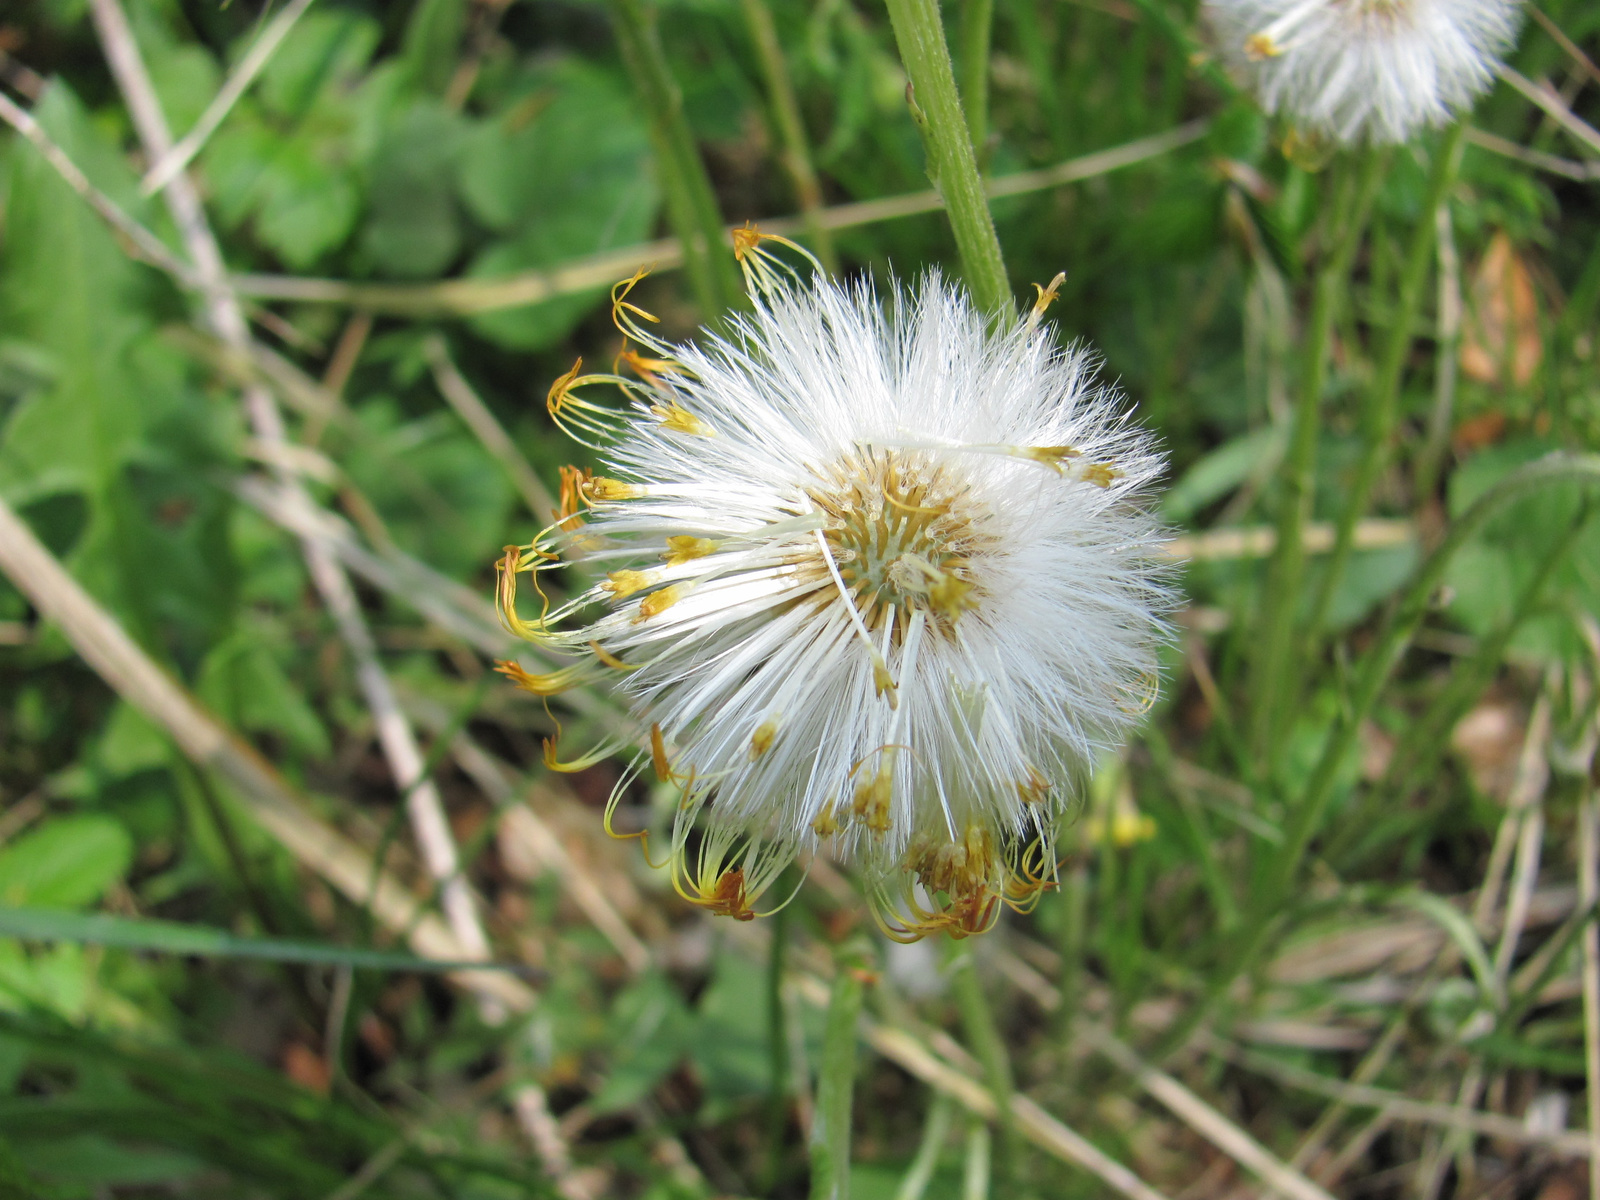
1205, 0, 1524, 145
498, 250, 1174, 940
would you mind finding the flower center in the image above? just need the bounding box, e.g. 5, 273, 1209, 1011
807, 450, 989, 635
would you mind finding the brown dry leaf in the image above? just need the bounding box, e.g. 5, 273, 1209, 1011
282, 1041, 331, 1094
1451, 700, 1523, 799
1461, 232, 1543, 387
1452, 410, 1507, 452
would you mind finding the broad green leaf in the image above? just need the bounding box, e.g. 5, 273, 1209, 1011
1163, 426, 1279, 523
196, 629, 331, 759
0, 818, 132, 910
459, 60, 659, 350
400, 0, 467, 95
0, 85, 161, 507
360, 100, 467, 278
94, 703, 169, 779
340, 399, 511, 577
258, 10, 381, 118
1320, 543, 1420, 632
690, 951, 771, 1104
591, 972, 692, 1113
1444, 438, 1600, 658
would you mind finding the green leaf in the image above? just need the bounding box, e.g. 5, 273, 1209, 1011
195, 629, 330, 760
360, 100, 467, 278
591, 972, 692, 1113
1162, 426, 1279, 523
0, 818, 132, 910
459, 60, 659, 349
258, 10, 381, 118
1444, 439, 1600, 658
255, 147, 361, 270
0, 908, 539, 977
400, 0, 467, 95
0, 85, 161, 507
94, 703, 169, 779
689, 951, 771, 1104
340, 399, 511, 577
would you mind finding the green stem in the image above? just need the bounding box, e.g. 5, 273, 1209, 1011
1055, 862, 1088, 1054
1163, 453, 1600, 1059
810, 940, 869, 1200
958, 0, 995, 162
894, 1093, 954, 1200
739, 0, 837, 272
607, 0, 742, 317
762, 900, 793, 1191
883, 0, 1011, 318
1250, 149, 1384, 761
1305, 122, 1466, 645
949, 944, 1017, 1191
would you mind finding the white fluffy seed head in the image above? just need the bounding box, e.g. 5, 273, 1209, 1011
1205, 0, 1524, 145
503, 272, 1175, 939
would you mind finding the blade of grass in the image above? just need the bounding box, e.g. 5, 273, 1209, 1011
949, 944, 1017, 1191
739, 0, 837, 271
1166, 452, 1600, 1058
606, 0, 742, 316
0, 906, 539, 977
958, 0, 995, 159
1305, 123, 1467, 646
0, 491, 536, 1014
1251, 148, 1384, 761
811, 940, 869, 1200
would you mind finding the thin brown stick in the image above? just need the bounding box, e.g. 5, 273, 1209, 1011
1498, 66, 1600, 157
0, 91, 202, 288
229, 121, 1210, 314
89, 0, 495, 984
140, 0, 318, 194
0, 494, 533, 1013
423, 334, 557, 523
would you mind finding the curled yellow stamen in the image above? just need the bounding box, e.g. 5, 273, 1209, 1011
1023, 445, 1084, 472
1082, 462, 1123, 488
1028, 271, 1066, 329
589, 641, 637, 671
557, 465, 592, 532
494, 660, 588, 696
1244, 33, 1281, 59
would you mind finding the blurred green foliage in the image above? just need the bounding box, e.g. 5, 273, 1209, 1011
0, 0, 1597, 1196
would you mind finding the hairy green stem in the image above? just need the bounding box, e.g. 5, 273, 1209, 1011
958, 0, 995, 161
739, 0, 837, 272
1250, 149, 1384, 761
1306, 123, 1466, 645
1164, 453, 1600, 1059
810, 941, 869, 1200
607, 0, 742, 317
950, 944, 1017, 1190
883, 0, 1011, 318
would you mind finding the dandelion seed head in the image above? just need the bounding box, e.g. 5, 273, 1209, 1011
1206, 0, 1524, 145
501, 270, 1175, 939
